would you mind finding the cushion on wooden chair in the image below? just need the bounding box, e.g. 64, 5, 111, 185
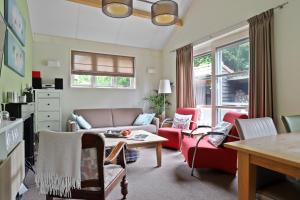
81, 148, 123, 189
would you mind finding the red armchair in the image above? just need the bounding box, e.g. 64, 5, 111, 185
181, 112, 248, 175
157, 108, 198, 150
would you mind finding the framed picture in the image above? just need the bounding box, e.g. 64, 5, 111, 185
0, 13, 7, 77
5, 0, 26, 46
5, 31, 25, 77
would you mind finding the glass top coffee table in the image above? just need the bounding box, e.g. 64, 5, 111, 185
102, 130, 167, 167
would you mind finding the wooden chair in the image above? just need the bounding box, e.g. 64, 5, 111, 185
46, 133, 128, 200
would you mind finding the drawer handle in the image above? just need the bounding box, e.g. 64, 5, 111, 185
47, 94, 50, 96
47, 115, 50, 118
47, 103, 50, 106
47, 125, 50, 128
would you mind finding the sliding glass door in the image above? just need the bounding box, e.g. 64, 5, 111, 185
193, 30, 249, 126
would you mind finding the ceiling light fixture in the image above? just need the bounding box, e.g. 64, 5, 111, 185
102, 0, 133, 18
151, 0, 178, 26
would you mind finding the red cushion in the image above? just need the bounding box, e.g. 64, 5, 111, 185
157, 128, 182, 150
176, 108, 198, 130
181, 137, 237, 174
223, 112, 248, 142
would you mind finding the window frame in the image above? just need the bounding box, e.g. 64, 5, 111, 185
193, 27, 249, 126
70, 50, 136, 89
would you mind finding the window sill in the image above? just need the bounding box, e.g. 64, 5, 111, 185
70, 85, 136, 90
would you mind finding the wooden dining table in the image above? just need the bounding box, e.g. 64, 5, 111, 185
225, 133, 300, 200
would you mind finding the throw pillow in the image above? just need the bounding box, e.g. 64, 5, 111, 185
71, 113, 80, 130
172, 113, 192, 130
133, 113, 155, 126
77, 115, 92, 130
208, 121, 233, 147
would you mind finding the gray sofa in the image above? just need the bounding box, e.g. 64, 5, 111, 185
67, 108, 159, 134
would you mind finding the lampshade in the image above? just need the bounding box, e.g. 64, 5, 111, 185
102, 0, 133, 18
158, 79, 172, 94
151, 0, 178, 26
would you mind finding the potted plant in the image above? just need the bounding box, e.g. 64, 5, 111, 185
144, 89, 171, 119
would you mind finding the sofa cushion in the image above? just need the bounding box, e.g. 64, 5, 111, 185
133, 113, 155, 126
74, 109, 113, 128
112, 108, 143, 127
77, 116, 92, 129
77, 124, 157, 134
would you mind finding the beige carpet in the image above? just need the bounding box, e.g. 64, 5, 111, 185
22, 148, 237, 200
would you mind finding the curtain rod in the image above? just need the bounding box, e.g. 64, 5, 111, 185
169, 1, 289, 53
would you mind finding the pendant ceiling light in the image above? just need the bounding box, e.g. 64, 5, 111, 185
151, 0, 178, 26
102, 0, 133, 18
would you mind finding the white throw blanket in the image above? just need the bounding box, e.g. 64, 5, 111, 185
35, 131, 83, 197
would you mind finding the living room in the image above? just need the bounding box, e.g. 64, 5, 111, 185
0, 0, 299, 200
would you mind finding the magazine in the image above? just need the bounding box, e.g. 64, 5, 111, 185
127, 134, 149, 141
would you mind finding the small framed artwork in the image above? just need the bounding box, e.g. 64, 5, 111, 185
5, 0, 26, 46
5, 31, 25, 77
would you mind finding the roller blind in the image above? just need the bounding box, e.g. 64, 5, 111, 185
71, 50, 135, 77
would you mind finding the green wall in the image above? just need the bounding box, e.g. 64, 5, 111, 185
0, 0, 33, 103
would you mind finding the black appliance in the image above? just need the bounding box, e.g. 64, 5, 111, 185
55, 78, 63, 89
32, 77, 42, 89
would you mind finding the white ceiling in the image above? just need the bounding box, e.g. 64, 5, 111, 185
27, 0, 192, 50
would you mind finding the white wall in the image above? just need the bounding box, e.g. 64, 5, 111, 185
33, 34, 163, 130
162, 0, 300, 131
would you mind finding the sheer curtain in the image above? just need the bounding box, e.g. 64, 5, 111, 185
248, 9, 274, 118
176, 44, 196, 108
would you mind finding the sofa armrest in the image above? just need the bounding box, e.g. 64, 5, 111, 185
67, 120, 77, 132
151, 117, 160, 132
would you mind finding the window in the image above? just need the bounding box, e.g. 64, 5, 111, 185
71, 51, 135, 88
193, 29, 249, 126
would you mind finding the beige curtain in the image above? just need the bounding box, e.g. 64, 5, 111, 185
176, 44, 195, 108
248, 9, 274, 118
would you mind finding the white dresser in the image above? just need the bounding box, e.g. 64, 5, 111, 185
0, 119, 25, 200
34, 89, 62, 132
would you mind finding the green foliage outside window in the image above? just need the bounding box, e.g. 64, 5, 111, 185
194, 54, 212, 67
221, 41, 249, 72
73, 75, 91, 85
117, 77, 130, 87
193, 40, 249, 73
95, 76, 112, 86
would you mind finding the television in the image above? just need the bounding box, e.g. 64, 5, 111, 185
0, 13, 7, 77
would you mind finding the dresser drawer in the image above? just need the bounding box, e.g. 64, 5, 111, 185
37, 121, 60, 131
37, 92, 60, 99
37, 112, 60, 121
37, 99, 60, 111
0, 141, 25, 200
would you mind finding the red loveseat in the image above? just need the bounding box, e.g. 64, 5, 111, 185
157, 108, 198, 150
181, 112, 248, 175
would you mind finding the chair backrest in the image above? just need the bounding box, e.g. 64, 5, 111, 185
223, 112, 248, 142
176, 108, 199, 130
281, 115, 300, 133
81, 133, 105, 191
235, 117, 277, 140
235, 118, 285, 189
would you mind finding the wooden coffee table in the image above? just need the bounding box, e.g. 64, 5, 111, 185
103, 130, 167, 167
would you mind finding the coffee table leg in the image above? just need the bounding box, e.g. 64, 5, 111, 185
156, 143, 162, 167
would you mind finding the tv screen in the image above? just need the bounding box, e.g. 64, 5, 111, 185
0, 14, 7, 77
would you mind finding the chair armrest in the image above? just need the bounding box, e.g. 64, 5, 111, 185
67, 120, 77, 132
197, 125, 212, 128
152, 117, 160, 131
161, 118, 173, 128
104, 142, 127, 167
195, 132, 240, 147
